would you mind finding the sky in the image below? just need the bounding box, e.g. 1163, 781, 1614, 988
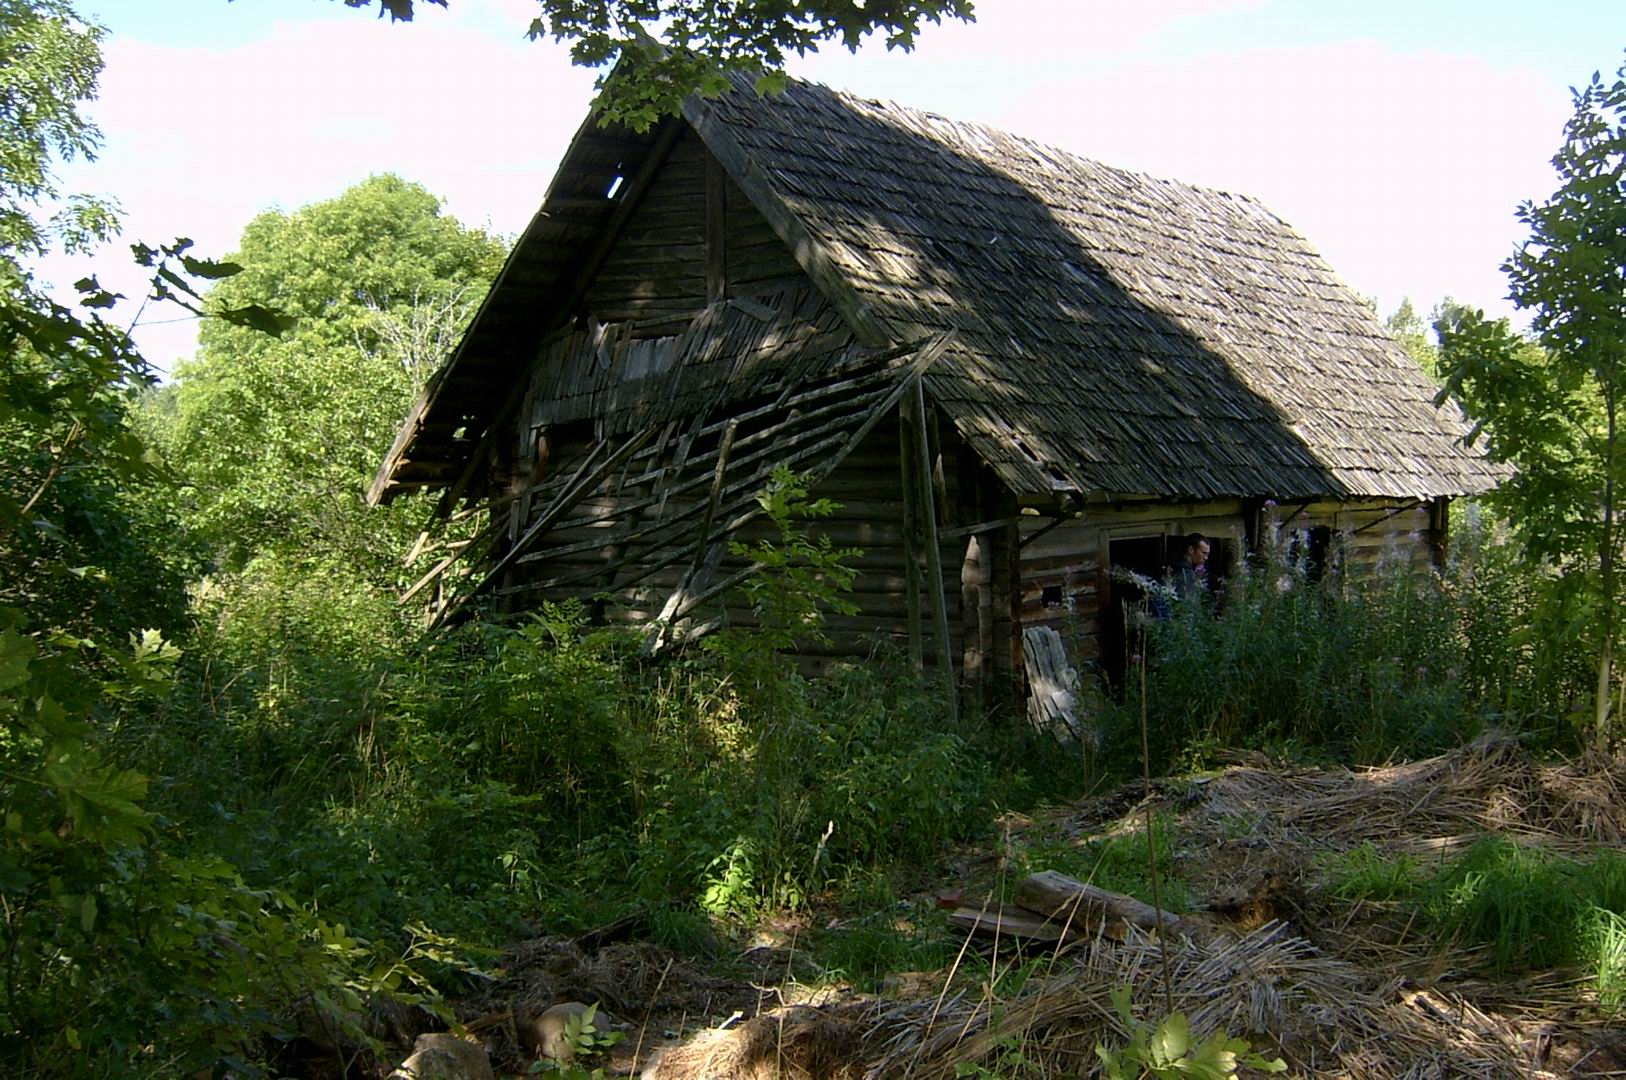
37, 0, 1626, 374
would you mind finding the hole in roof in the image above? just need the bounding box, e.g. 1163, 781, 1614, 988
606, 175, 625, 199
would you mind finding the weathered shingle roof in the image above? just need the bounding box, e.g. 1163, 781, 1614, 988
373, 76, 1503, 505
686, 78, 1502, 500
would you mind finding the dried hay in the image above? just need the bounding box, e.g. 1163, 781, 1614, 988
861, 920, 1563, 1080
643, 1005, 870, 1080
1181, 732, 1626, 860
493, 938, 743, 1019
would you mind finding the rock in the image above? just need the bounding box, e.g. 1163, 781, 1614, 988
388, 1032, 494, 1080
517, 1000, 617, 1064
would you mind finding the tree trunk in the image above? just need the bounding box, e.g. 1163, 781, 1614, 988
1598, 387, 1618, 753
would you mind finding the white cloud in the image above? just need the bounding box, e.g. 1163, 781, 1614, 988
796, 9, 1572, 325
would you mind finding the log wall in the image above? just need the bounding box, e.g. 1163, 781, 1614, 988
492, 411, 965, 675
579, 131, 806, 333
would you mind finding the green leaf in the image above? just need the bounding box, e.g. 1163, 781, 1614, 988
1150, 1011, 1190, 1066
80, 893, 97, 932
214, 303, 295, 337
0, 628, 33, 692
179, 254, 244, 280
42, 743, 152, 844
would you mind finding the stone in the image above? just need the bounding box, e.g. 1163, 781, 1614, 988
517, 1000, 617, 1064
388, 1032, 493, 1080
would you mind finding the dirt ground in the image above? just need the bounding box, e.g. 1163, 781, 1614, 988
376, 734, 1626, 1079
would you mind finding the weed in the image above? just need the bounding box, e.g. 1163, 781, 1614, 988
1589, 909, 1626, 1014
812, 910, 956, 991
1324, 843, 1422, 902
1015, 815, 1193, 913
1421, 839, 1626, 1005
1096, 987, 1287, 1079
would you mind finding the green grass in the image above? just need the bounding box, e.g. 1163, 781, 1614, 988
1324, 842, 1422, 902
809, 910, 957, 991
1013, 813, 1193, 914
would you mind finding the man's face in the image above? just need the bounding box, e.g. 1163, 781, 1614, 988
1188, 541, 1210, 568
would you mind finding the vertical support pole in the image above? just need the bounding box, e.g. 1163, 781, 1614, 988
912, 377, 959, 724
898, 403, 925, 670
1428, 496, 1452, 569
706, 153, 727, 304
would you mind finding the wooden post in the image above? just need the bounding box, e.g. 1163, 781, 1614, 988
911, 377, 959, 723
898, 407, 925, 670
705, 152, 727, 303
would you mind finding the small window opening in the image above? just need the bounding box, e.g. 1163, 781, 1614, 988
605, 174, 625, 199
1288, 525, 1338, 581
1041, 585, 1064, 608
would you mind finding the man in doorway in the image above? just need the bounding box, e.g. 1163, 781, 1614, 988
1171, 533, 1210, 602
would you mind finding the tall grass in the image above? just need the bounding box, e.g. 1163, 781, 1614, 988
1107, 526, 1592, 772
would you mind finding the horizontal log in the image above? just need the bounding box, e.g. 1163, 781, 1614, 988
1014, 871, 1185, 937
946, 905, 1083, 946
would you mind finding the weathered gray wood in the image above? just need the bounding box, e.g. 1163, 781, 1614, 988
558, 117, 688, 325
911, 377, 959, 723
1022, 626, 1083, 742
1014, 871, 1185, 935
946, 905, 1082, 946
898, 405, 925, 670
480, 427, 656, 589
684, 100, 893, 348
706, 151, 726, 303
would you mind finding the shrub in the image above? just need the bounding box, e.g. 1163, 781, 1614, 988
1107, 525, 1591, 773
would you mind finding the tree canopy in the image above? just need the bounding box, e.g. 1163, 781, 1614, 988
163, 173, 506, 569
337, 0, 976, 127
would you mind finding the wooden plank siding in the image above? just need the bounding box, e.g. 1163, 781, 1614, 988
578, 131, 807, 333
1009, 495, 1447, 680
489, 413, 965, 676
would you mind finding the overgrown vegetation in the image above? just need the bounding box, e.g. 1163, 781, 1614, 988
7, 2, 1626, 1074
1106, 522, 1593, 775
1325, 838, 1626, 1009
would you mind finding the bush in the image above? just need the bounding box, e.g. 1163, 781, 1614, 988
1107, 524, 1591, 773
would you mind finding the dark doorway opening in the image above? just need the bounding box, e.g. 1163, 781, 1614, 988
1102, 534, 1169, 687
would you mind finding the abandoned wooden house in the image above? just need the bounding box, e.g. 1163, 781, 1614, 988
369, 75, 1504, 725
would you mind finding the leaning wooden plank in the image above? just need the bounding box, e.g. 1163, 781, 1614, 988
1013, 871, 1185, 935
911, 376, 960, 725
399, 518, 500, 605
479, 425, 657, 590
519, 336, 955, 599
662, 338, 955, 626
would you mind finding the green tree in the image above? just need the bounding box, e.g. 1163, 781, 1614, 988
161, 174, 505, 572
0, 0, 114, 257
340, 0, 976, 128
1385, 298, 1439, 377
1438, 64, 1626, 748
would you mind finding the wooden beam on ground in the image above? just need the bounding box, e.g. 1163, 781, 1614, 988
1014, 871, 1186, 937
947, 904, 1087, 946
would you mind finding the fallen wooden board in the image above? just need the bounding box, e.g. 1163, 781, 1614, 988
1013, 870, 1185, 937
946, 904, 1082, 945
